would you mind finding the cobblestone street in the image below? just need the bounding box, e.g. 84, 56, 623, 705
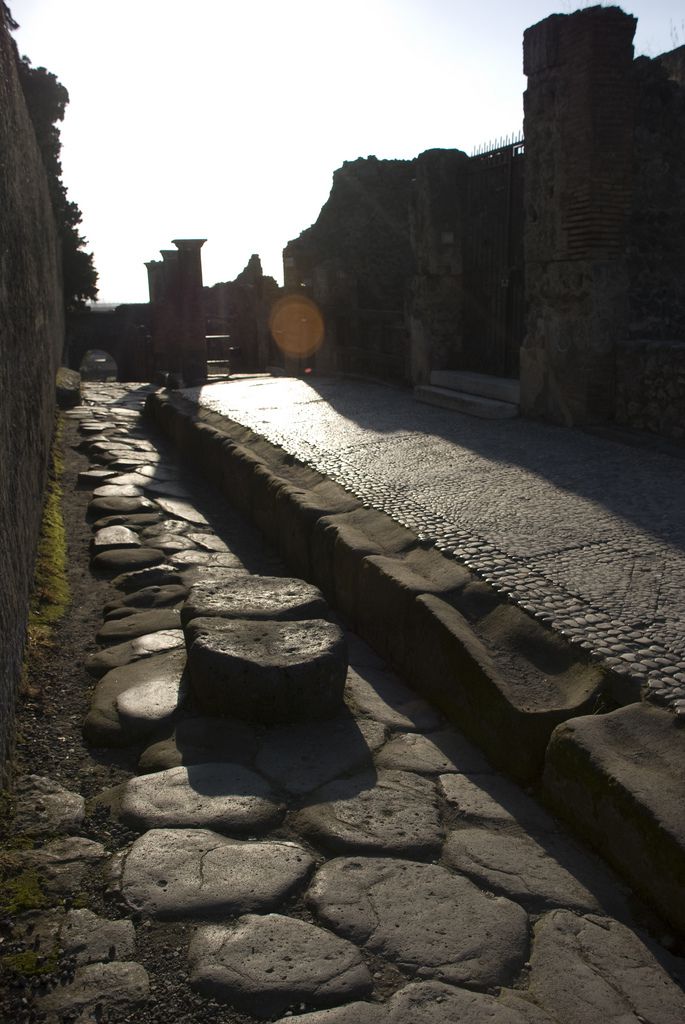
191, 376, 685, 708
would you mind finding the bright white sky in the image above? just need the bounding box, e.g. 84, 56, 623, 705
10, 0, 685, 302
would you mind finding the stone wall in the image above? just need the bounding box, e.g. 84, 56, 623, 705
615, 340, 685, 441
204, 255, 280, 372
0, 9, 64, 777
283, 157, 415, 379
520, 6, 636, 426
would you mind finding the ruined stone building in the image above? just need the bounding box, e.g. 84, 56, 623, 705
283, 6, 685, 440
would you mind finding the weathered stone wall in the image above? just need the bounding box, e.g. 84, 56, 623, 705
407, 149, 469, 384
615, 341, 685, 441
204, 255, 280, 372
520, 6, 636, 427
0, 10, 64, 777
283, 156, 415, 379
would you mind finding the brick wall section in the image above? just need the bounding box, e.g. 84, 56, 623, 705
521, 7, 636, 426
0, 11, 64, 779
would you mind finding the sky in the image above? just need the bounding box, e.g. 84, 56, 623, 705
10, 0, 685, 303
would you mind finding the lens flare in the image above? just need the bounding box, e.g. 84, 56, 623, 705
269, 295, 324, 359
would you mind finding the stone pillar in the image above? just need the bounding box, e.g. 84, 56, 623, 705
172, 238, 207, 385
521, 7, 636, 425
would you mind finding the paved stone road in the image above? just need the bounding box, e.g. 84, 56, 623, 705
6, 381, 685, 1023
190, 376, 685, 709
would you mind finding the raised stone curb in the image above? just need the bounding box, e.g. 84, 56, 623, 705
180, 574, 328, 625
543, 703, 685, 933
188, 914, 373, 1018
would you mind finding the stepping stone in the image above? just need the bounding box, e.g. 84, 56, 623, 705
186, 618, 347, 723
277, 981, 557, 1023
112, 455, 160, 470
154, 497, 210, 524
141, 520, 192, 539
20, 838, 107, 895
91, 547, 165, 573
99, 472, 152, 488
138, 715, 257, 772
91, 525, 140, 553
439, 774, 557, 833
375, 729, 493, 775
442, 828, 625, 916
82, 650, 189, 745
188, 914, 372, 1018
36, 961, 149, 1020
13, 776, 84, 836
345, 666, 442, 732
88, 495, 157, 518
97, 762, 283, 834
527, 910, 685, 1024
112, 565, 185, 593
115, 829, 313, 918
59, 908, 135, 966
77, 468, 117, 486
96, 608, 182, 643
92, 512, 163, 531
169, 549, 245, 569
148, 534, 197, 553
307, 857, 528, 987
187, 532, 231, 552
104, 584, 189, 614
93, 484, 145, 497
257, 717, 386, 795
181, 575, 328, 625
292, 770, 443, 856
85, 630, 185, 678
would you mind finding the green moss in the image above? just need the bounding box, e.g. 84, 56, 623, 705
1, 945, 59, 976
0, 865, 49, 916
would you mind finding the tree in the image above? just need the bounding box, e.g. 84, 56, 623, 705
16, 53, 98, 310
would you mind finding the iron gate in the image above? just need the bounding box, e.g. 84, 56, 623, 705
461, 140, 525, 378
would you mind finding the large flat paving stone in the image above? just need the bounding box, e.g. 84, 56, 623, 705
527, 910, 685, 1024
307, 857, 529, 987
186, 617, 347, 723
112, 564, 185, 592
188, 914, 373, 1018
345, 666, 443, 732
375, 729, 493, 775
85, 630, 185, 678
439, 773, 557, 833
543, 703, 685, 933
97, 762, 283, 834
257, 717, 387, 795
115, 828, 313, 918
91, 525, 140, 553
292, 770, 443, 857
59, 908, 135, 966
103, 583, 189, 614
20, 838, 107, 896
442, 828, 627, 916
13, 775, 85, 836
277, 981, 557, 1023
141, 519, 193, 539
138, 715, 257, 772
88, 495, 158, 518
154, 497, 210, 524
96, 607, 182, 643
91, 546, 165, 573
83, 649, 188, 746
169, 549, 246, 570
93, 483, 145, 498
181, 574, 328, 625
36, 961, 149, 1022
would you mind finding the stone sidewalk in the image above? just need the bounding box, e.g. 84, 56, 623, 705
3, 381, 685, 1022
188, 375, 685, 711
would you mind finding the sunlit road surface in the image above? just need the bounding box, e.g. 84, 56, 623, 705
188, 375, 685, 704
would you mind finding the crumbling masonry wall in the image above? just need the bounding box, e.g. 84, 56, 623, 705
0, 10, 64, 777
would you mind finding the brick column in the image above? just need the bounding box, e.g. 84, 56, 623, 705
521, 7, 636, 425
172, 238, 207, 385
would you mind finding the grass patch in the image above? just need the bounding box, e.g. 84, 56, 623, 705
1, 946, 59, 977
22, 416, 70, 694
0, 863, 49, 917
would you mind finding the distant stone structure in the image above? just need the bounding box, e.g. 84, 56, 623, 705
204, 255, 279, 372
145, 239, 208, 385
282, 157, 415, 379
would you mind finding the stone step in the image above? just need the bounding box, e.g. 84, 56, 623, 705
429, 370, 521, 404
414, 383, 519, 419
